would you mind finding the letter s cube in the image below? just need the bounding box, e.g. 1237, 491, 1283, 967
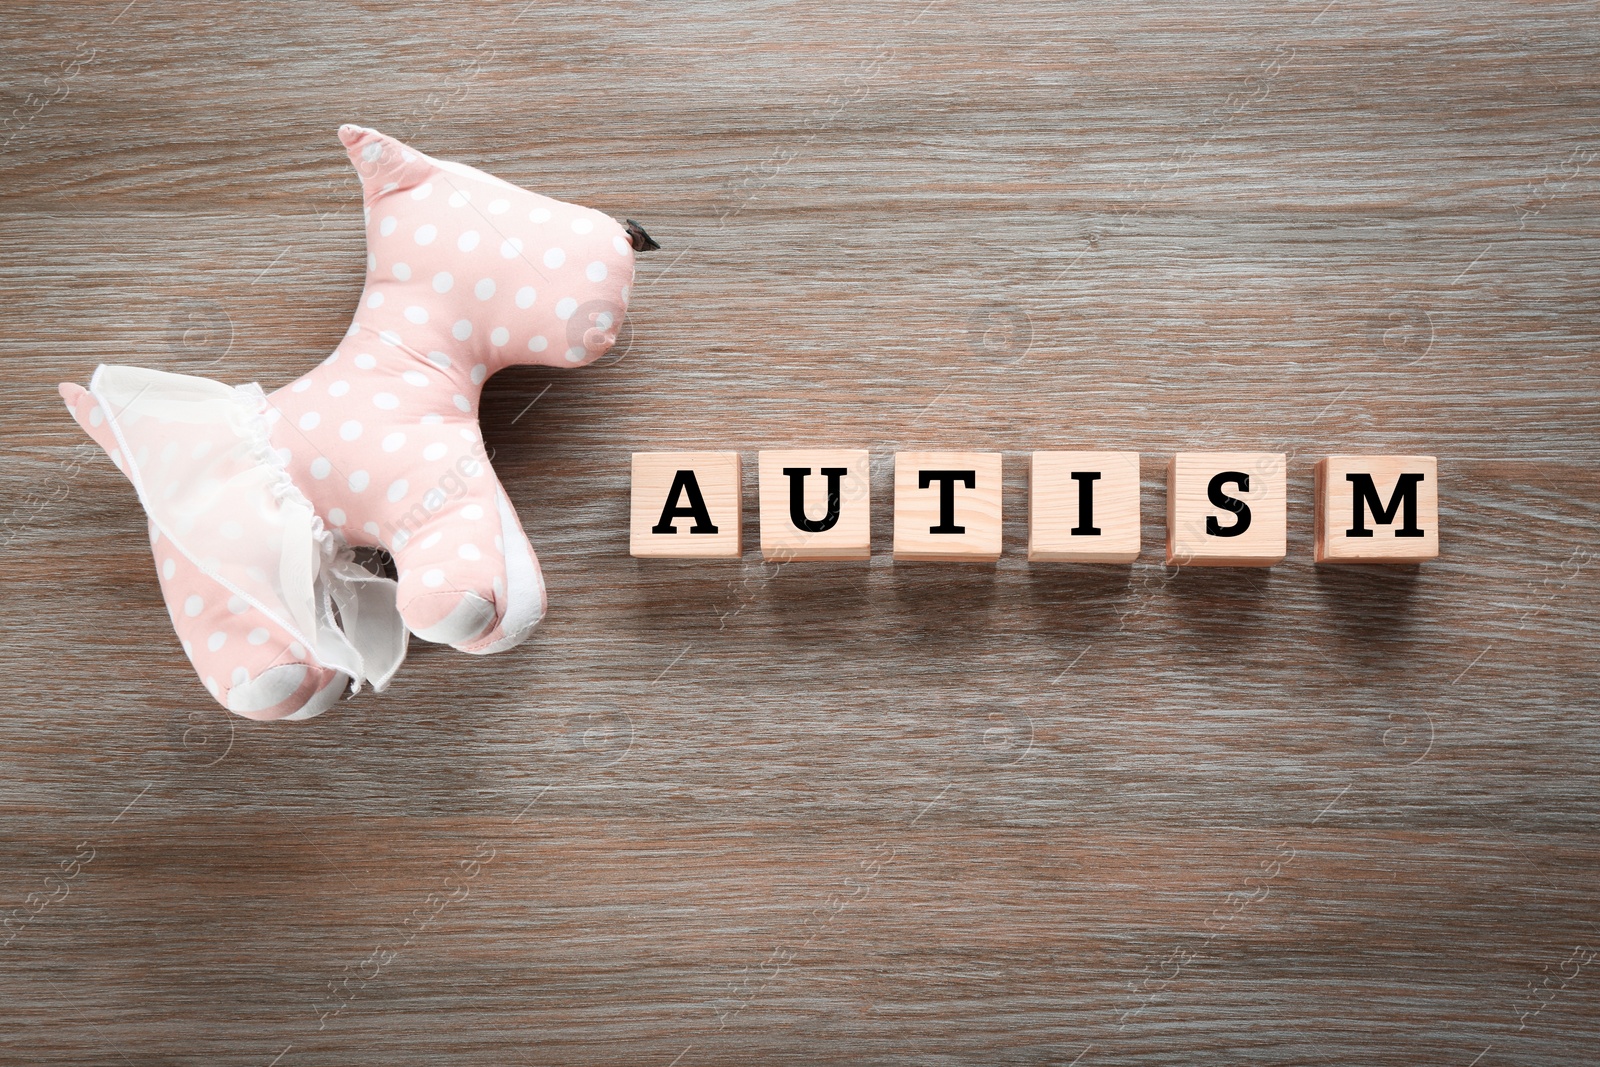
1167, 452, 1287, 567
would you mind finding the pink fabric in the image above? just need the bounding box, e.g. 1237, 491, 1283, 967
59, 125, 637, 720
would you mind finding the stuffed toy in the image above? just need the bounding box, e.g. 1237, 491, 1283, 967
59, 124, 654, 721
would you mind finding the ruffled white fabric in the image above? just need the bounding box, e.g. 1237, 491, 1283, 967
88, 365, 406, 697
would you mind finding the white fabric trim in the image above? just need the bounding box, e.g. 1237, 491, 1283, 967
87, 365, 407, 696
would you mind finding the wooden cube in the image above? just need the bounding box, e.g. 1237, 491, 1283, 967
1029, 451, 1141, 563
1166, 452, 1286, 567
758, 449, 871, 561
629, 452, 742, 558
892, 451, 1003, 562
1315, 455, 1438, 563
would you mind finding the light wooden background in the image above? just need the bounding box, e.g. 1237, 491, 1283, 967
3, 2, 1599, 1064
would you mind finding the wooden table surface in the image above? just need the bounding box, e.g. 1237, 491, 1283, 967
3, 2, 1598, 1064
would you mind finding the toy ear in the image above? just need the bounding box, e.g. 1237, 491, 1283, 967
339, 123, 432, 202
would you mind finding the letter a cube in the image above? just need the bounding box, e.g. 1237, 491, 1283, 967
1167, 452, 1286, 566
1315, 455, 1438, 563
630, 452, 742, 558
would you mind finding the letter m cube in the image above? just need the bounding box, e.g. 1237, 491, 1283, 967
1315, 455, 1439, 563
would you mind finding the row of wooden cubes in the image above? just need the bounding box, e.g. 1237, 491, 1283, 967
630, 451, 1439, 565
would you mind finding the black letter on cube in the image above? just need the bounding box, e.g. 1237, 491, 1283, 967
652, 470, 720, 534
1070, 471, 1102, 536
783, 467, 846, 533
1206, 471, 1252, 537
1346, 472, 1425, 538
920, 470, 976, 534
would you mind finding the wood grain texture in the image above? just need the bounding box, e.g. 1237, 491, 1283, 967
2, 1, 1599, 1064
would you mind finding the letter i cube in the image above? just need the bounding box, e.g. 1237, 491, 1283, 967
1029, 451, 1141, 562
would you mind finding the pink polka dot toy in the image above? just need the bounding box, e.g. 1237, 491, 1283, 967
59, 124, 656, 721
